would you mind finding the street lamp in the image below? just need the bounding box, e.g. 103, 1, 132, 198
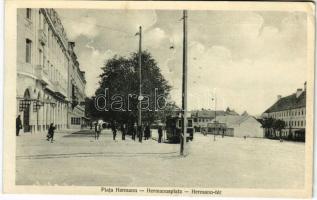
19, 99, 31, 112
33, 99, 44, 112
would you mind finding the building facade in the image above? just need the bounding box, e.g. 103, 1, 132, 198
208, 115, 264, 138
67, 42, 87, 129
191, 107, 239, 133
262, 82, 306, 141
17, 8, 86, 134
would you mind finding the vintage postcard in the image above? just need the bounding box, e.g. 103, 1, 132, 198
3, 0, 315, 198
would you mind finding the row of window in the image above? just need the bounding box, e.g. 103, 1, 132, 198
270, 108, 305, 118
24, 9, 68, 92
25, 38, 67, 90
286, 120, 306, 128
71, 117, 81, 125
24, 8, 85, 96
193, 118, 213, 123
38, 9, 68, 85
35, 8, 68, 75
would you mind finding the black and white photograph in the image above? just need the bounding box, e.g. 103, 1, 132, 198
3, 0, 315, 198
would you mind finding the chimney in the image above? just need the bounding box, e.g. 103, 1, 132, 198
277, 95, 282, 101
304, 81, 307, 91
296, 88, 303, 98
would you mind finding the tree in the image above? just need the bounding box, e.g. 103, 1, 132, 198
92, 51, 172, 126
155, 101, 181, 123
261, 117, 274, 138
273, 119, 286, 139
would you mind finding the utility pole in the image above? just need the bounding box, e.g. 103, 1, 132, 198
138, 26, 143, 142
180, 10, 188, 156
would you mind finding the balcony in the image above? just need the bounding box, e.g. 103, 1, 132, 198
38, 29, 47, 45
53, 80, 67, 99
35, 65, 49, 85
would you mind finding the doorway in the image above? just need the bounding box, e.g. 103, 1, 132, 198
23, 89, 31, 132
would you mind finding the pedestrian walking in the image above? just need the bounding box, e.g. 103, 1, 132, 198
132, 123, 137, 141
16, 115, 22, 136
158, 126, 163, 143
144, 125, 150, 140
121, 124, 126, 140
47, 123, 56, 143
111, 122, 117, 141
94, 122, 101, 140
138, 125, 142, 142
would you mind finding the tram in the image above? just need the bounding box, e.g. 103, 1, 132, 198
165, 115, 194, 143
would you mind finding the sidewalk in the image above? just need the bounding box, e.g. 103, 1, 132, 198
18, 128, 89, 137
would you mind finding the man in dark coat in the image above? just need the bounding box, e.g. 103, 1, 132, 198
47, 123, 56, 143
138, 125, 142, 143
111, 122, 117, 141
144, 125, 151, 140
16, 115, 22, 136
94, 122, 101, 140
131, 123, 137, 141
121, 124, 126, 140
158, 126, 163, 143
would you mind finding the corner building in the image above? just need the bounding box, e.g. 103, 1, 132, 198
262, 82, 306, 141
17, 8, 86, 134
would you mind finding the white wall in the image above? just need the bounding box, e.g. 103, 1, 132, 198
234, 117, 264, 138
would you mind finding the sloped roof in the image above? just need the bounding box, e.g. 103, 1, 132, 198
226, 107, 239, 115
191, 110, 227, 118
212, 115, 258, 128
190, 109, 241, 118
264, 91, 306, 113
226, 110, 239, 116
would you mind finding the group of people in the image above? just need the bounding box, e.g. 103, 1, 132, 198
111, 122, 152, 142
93, 120, 164, 143
16, 114, 164, 144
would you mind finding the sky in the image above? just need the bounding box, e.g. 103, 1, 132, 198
56, 9, 307, 115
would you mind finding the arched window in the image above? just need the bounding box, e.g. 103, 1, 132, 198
24, 89, 30, 99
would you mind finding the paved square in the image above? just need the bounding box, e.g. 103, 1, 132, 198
16, 129, 305, 188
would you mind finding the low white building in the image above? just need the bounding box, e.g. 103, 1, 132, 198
209, 115, 264, 138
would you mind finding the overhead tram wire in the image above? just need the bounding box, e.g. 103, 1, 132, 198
61, 15, 183, 41
61, 16, 135, 38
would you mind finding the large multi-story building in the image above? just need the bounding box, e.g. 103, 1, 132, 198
262, 82, 306, 140
67, 42, 87, 129
17, 8, 86, 134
